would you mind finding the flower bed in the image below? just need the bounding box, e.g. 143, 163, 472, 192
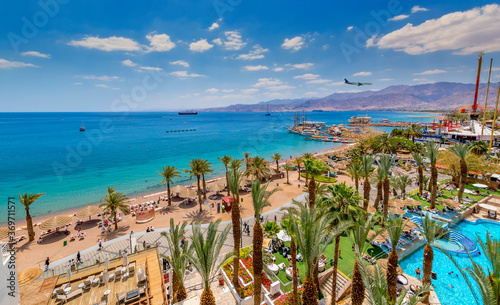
274, 287, 303, 305
241, 256, 273, 291
222, 261, 253, 285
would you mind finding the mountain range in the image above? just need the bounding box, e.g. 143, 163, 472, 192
202, 82, 500, 112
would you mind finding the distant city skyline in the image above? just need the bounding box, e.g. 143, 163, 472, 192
1, 0, 500, 112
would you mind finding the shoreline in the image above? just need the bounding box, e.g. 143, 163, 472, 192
5, 143, 352, 227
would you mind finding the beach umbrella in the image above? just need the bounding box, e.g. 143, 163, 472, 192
66, 268, 72, 281
390, 199, 406, 208
178, 188, 197, 198
0, 227, 11, 240
75, 206, 102, 219
366, 206, 377, 214
170, 185, 188, 194
277, 230, 291, 242
103, 269, 109, 288
404, 221, 419, 231
208, 182, 225, 192
472, 183, 488, 188
403, 198, 421, 206
368, 230, 386, 243
479, 203, 498, 211
376, 258, 403, 275
105, 257, 110, 268
441, 199, 460, 208
464, 189, 475, 195
123, 253, 129, 266
389, 207, 406, 215
39, 216, 72, 231
137, 266, 146, 282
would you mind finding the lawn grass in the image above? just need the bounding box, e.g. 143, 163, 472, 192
300, 173, 337, 183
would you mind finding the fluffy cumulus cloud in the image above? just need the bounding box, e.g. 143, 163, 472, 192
79, 75, 121, 81
208, 22, 219, 31
389, 14, 409, 21
412, 5, 429, 13
206, 88, 219, 94
189, 39, 214, 52
121, 59, 137, 67
68, 36, 142, 51
286, 63, 313, 70
0, 59, 37, 69
237, 45, 268, 60
253, 78, 294, 90
145, 33, 176, 52
413, 69, 446, 75
273, 67, 284, 72
170, 60, 189, 67
281, 36, 304, 51
353, 71, 372, 76
347, 26, 354, 31
21, 51, 50, 58
169, 71, 204, 78
294, 74, 319, 80
243, 65, 268, 71
219, 31, 246, 50
368, 4, 500, 55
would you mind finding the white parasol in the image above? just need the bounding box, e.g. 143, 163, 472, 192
472, 183, 488, 188
479, 203, 498, 211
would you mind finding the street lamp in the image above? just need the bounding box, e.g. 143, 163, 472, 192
129, 230, 134, 254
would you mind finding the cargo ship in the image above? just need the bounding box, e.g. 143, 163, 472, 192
178, 110, 198, 115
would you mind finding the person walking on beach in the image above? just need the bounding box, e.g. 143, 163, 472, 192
76, 251, 82, 264
45, 257, 50, 271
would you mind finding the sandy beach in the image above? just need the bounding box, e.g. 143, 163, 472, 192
10, 144, 355, 272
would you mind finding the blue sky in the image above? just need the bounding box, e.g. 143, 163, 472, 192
1, 0, 500, 111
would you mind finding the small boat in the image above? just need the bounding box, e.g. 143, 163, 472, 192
178, 110, 198, 115
332, 137, 341, 143
79, 120, 86, 132
341, 139, 351, 143
265, 103, 271, 116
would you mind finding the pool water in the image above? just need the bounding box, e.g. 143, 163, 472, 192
399, 219, 500, 305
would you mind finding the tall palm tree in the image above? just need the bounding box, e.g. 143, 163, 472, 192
283, 163, 293, 184
187, 220, 230, 305
347, 161, 363, 193
280, 215, 299, 305
293, 157, 303, 181
245, 156, 272, 181
418, 214, 448, 303
230, 159, 244, 171
349, 215, 381, 305
302, 152, 314, 185
271, 153, 282, 172
304, 158, 328, 208
227, 169, 244, 290
290, 201, 334, 305
161, 219, 192, 303
386, 212, 408, 303
200, 159, 213, 200
397, 175, 413, 199
157, 165, 180, 206
377, 154, 393, 227
361, 154, 375, 210
244, 152, 251, 171
184, 159, 204, 212
406, 124, 423, 143
218, 155, 233, 196
19, 192, 45, 241
423, 142, 441, 209
99, 187, 129, 230
422, 176, 430, 192
469, 140, 488, 155
251, 180, 281, 305
373, 168, 384, 210
373, 134, 397, 154
448, 144, 470, 202
412, 153, 424, 196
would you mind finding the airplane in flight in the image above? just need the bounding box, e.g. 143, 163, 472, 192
344, 78, 372, 86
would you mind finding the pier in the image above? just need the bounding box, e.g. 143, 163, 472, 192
347, 121, 433, 127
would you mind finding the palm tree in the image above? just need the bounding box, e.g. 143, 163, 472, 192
469, 140, 488, 155
251, 180, 281, 305
349, 215, 381, 305
377, 154, 393, 227
283, 163, 293, 184
397, 175, 413, 199
406, 124, 423, 143
200, 159, 213, 200
280, 215, 299, 305
423, 142, 441, 209
184, 159, 204, 212
244, 152, 251, 171
218, 155, 233, 196
303, 158, 328, 208
99, 188, 129, 230
361, 154, 375, 210
227, 169, 245, 290
187, 220, 230, 305
271, 153, 282, 172
448, 144, 470, 202
386, 212, 408, 303
302, 152, 314, 184
347, 161, 363, 193
418, 214, 448, 303
373, 134, 397, 154
422, 176, 430, 191
245, 156, 272, 181
372, 168, 384, 210
161, 219, 192, 303
230, 159, 244, 171
157, 165, 180, 206
293, 157, 303, 181
19, 192, 45, 241
412, 153, 424, 196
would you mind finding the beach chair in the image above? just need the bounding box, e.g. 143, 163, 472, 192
115, 269, 122, 280
79, 233, 85, 240
128, 263, 136, 274
84, 275, 94, 290
70, 235, 76, 242
56, 288, 83, 304
108, 271, 115, 282
116, 292, 126, 303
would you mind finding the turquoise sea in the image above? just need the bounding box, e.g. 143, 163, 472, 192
0, 111, 436, 223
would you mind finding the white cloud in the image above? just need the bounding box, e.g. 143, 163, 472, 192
121, 59, 137, 67
273, 67, 284, 72
286, 63, 313, 70
79, 75, 121, 81
378, 78, 394, 81
303, 92, 319, 97
145, 33, 175, 52
212, 38, 222, 46
412, 5, 429, 13
68, 36, 142, 51
206, 88, 219, 94
138, 66, 163, 72
413, 69, 447, 75
294, 74, 320, 80
96, 84, 119, 90
189, 39, 214, 52
347, 26, 354, 31
368, 4, 500, 55
208, 22, 219, 31
170, 71, 204, 78
222, 89, 234, 93
243, 65, 269, 71
253, 78, 294, 90
219, 31, 246, 50
281, 36, 304, 51
170, 60, 189, 67
236, 45, 269, 60
21, 51, 50, 58
322, 44, 329, 50
307, 79, 331, 84
484, 67, 500, 72
353, 71, 372, 76
413, 78, 435, 83
389, 14, 410, 21
0, 59, 37, 69
241, 88, 259, 94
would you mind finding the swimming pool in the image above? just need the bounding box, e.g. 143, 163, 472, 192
399, 219, 500, 305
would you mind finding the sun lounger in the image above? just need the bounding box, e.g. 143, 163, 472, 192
116, 292, 126, 303
115, 269, 122, 279
79, 233, 86, 240
83, 275, 94, 289
128, 263, 135, 274
57, 288, 83, 303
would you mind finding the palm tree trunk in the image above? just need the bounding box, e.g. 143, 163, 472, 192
457, 160, 467, 202
314, 259, 320, 295
309, 176, 316, 208
225, 167, 231, 196
167, 181, 172, 206
305, 170, 309, 185
276, 161, 279, 172
351, 260, 364, 305
26, 208, 35, 242
302, 276, 318, 305
363, 178, 370, 211
297, 165, 301, 181
172, 270, 179, 303
114, 214, 118, 230
387, 250, 399, 303
291, 238, 298, 305
202, 174, 207, 200
422, 245, 433, 304
232, 196, 241, 291
418, 165, 423, 195
286, 171, 290, 184
197, 176, 203, 212
374, 181, 382, 210
430, 165, 437, 209
200, 287, 216, 305
330, 235, 340, 305
382, 178, 389, 227
354, 178, 359, 192
177, 284, 187, 302
253, 223, 263, 305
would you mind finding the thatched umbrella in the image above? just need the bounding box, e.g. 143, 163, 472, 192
403, 198, 421, 206
368, 230, 387, 243
404, 221, 419, 231
389, 207, 406, 215
178, 188, 197, 198
171, 185, 188, 194
367, 206, 378, 214
75, 206, 102, 220
208, 182, 225, 192
376, 258, 403, 275
0, 227, 11, 240
391, 199, 406, 208
441, 198, 460, 208
39, 216, 72, 231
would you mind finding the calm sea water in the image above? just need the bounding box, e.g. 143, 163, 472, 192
0, 111, 435, 222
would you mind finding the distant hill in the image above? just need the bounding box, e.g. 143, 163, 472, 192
201, 82, 499, 112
